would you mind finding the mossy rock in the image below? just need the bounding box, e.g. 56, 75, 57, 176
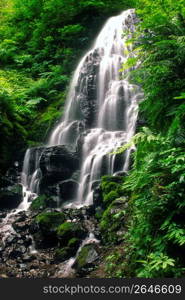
95, 206, 104, 220
30, 194, 57, 211
57, 222, 86, 245
73, 244, 99, 272
100, 197, 128, 245
101, 181, 118, 194
35, 211, 66, 236
103, 190, 119, 206
55, 247, 74, 262
101, 175, 123, 207
67, 237, 81, 249
101, 175, 123, 185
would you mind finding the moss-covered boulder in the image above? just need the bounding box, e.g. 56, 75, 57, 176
103, 190, 119, 206
35, 211, 66, 235
55, 238, 81, 262
57, 222, 86, 246
33, 211, 66, 248
55, 247, 74, 262
73, 243, 99, 273
100, 197, 128, 244
101, 175, 123, 207
30, 194, 57, 211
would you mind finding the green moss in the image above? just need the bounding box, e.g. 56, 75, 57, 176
95, 209, 103, 220
101, 181, 118, 194
103, 190, 119, 205
57, 222, 86, 245
35, 211, 66, 236
74, 244, 99, 271
9, 184, 22, 195
100, 197, 127, 245
57, 222, 76, 233
67, 237, 80, 249
55, 247, 71, 262
101, 175, 123, 207
30, 195, 57, 211
75, 245, 91, 269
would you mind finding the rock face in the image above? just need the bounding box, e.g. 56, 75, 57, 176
58, 180, 79, 205
77, 50, 101, 128
0, 184, 23, 209
39, 145, 80, 194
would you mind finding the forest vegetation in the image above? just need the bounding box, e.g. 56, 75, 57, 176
0, 0, 185, 278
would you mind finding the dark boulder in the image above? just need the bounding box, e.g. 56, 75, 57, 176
39, 145, 79, 193
0, 184, 23, 209
33, 211, 66, 248
54, 246, 77, 263
58, 179, 79, 204
92, 180, 103, 207
57, 221, 86, 246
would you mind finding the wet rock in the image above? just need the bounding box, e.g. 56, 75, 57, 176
16, 213, 27, 222
54, 247, 75, 263
19, 263, 28, 271
22, 254, 35, 262
30, 194, 58, 211
33, 211, 66, 248
93, 186, 103, 207
57, 221, 86, 246
73, 243, 99, 274
0, 184, 23, 209
113, 171, 127, 177
9, 246, 26, 259
0, 212, 7, 219
12, 221, 29, 233
39, 145, 79, 193
77, 50, 101, 127
59, 180, 79, 204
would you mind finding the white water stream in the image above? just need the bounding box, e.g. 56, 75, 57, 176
1, 9, 142, 276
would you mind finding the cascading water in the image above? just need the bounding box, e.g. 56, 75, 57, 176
21, 8, 142, 209
0, 9, 143, 279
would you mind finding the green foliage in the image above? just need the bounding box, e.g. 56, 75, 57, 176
118, 131, 185, 277
105, 250, 125, 278
129, 0, 185, 132
103, 191, 119, 205
110, 0, 185, 278
136, 252, 176, 278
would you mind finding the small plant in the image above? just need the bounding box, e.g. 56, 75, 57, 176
136, 252, 175, 278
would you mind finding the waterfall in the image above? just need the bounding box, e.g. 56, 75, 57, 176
21, 9, 142, 209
